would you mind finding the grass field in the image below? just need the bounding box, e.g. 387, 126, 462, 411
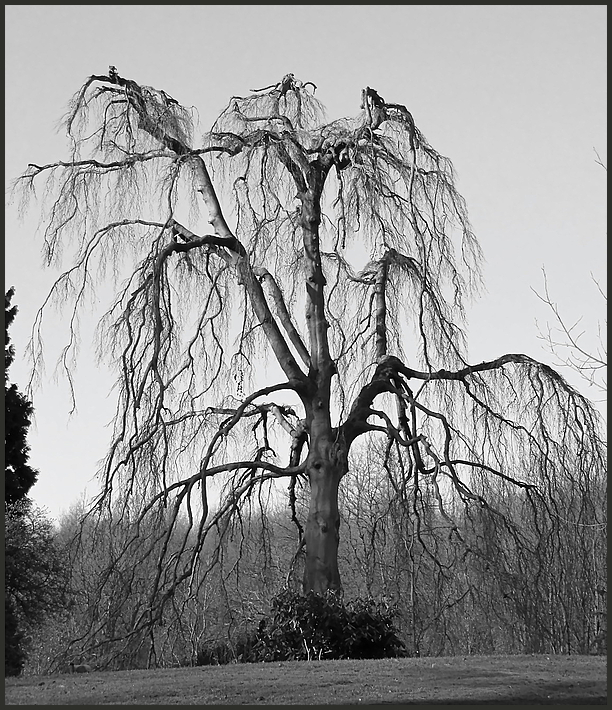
5, 654, 606, 705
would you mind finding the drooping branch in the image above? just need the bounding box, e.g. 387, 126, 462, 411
87, 69, 310, 389
19, 77, 325, 630
341, 345, 604, 523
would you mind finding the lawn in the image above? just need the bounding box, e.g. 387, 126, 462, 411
5, 654, 606, 705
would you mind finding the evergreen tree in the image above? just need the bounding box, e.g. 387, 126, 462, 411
5, 287, 38, 506
4, 289, 66, 677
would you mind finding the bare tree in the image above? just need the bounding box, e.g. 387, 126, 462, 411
15, 69, 605, 664
532, 153, 607, 398
533, 270, 606, 397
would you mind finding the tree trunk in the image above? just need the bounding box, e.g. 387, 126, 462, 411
302, 432, 347, 594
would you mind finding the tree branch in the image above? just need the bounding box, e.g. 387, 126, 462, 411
255, 267, 312, 370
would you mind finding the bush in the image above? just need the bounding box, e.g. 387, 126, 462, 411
196, 631, 260, 666
344, 596, 407, 659
194, 590, 405, 665
196, 640, 234, 666
255, 589, 406, 662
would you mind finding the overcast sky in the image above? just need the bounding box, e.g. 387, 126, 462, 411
5, 5, 607, 521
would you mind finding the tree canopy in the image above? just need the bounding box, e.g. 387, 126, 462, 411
15, 69, 606, 666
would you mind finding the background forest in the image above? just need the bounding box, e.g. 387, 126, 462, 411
20, 449, 606, 673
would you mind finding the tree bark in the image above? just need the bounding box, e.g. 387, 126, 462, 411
302, 427, 347, 593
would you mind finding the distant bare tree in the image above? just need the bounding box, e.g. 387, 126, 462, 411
531, 152, 606, 398
533, 269, 606, 397
15, 68, 606, 665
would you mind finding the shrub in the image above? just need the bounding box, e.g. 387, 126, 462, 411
255, 589, 406, 662
344, 596, 407, 659
196, 631, 260, 666
196, 640, 234, 666
194, 591, 406, 665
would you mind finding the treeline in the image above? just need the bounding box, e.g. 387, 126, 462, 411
22, 448, 606, 674
337, 457, 607, 658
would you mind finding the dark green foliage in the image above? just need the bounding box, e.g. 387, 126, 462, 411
5, 288, 38, 505
255, 589, 406, 662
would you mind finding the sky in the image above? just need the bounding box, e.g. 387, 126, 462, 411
5, 5, 607, 522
